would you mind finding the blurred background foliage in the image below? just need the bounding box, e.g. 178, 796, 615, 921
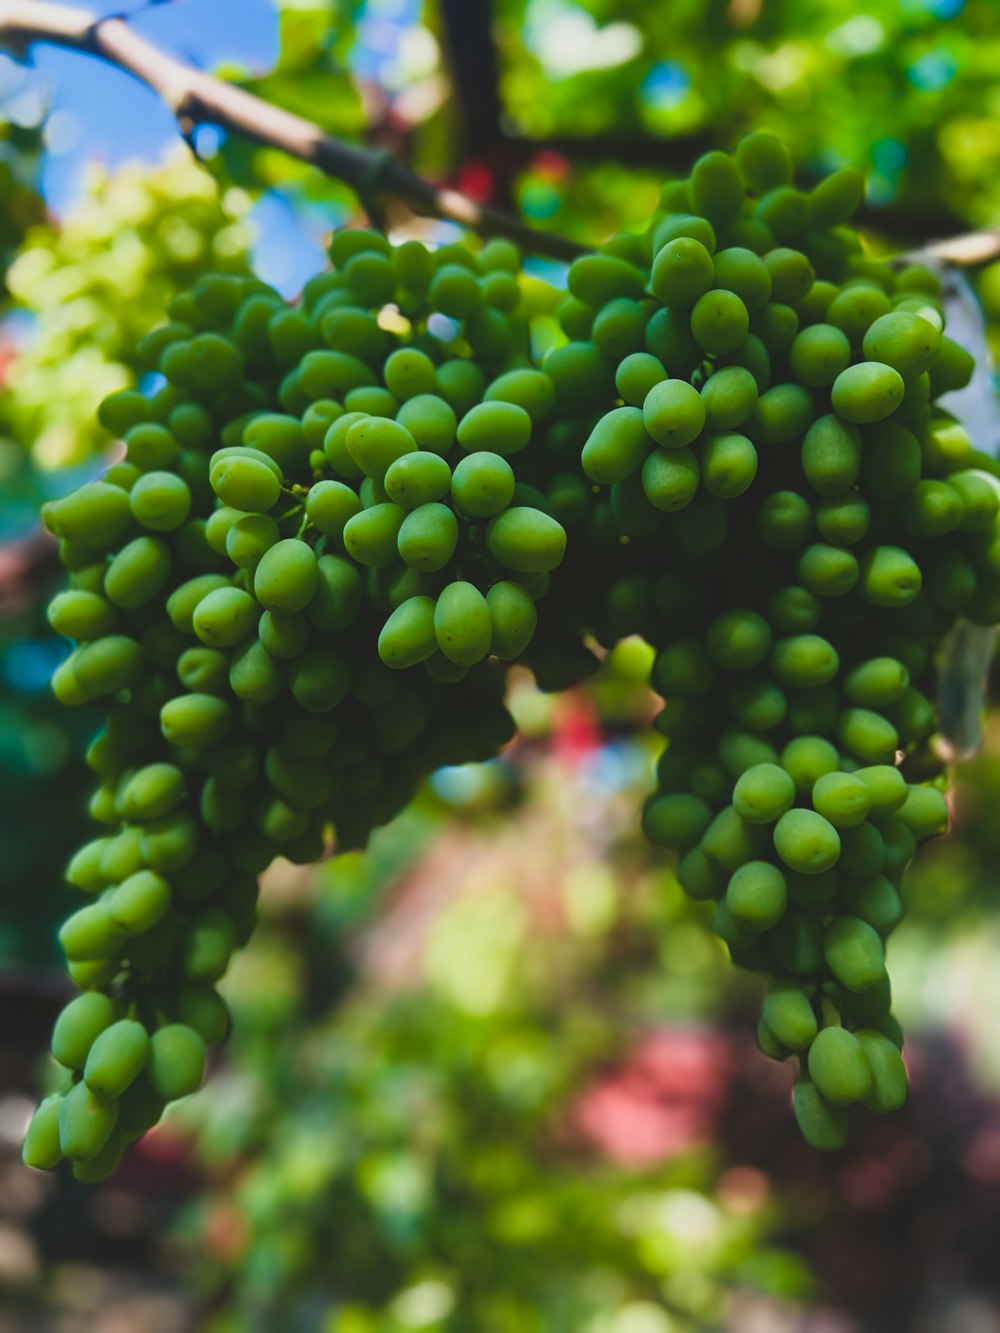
3, 2, 1000, 1331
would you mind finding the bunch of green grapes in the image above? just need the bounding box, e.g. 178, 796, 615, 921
5, 155, 252, 467
25, 132, 997, 1174
21, 230, 586, 1180
555, 133, 996, 1148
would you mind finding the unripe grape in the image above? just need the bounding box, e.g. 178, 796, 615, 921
808, 1027, 872, 1106
747, 383, 814, 444
702, 805, 768, 870
700, 367, 758, 431
641, 448, 699, 512
582, 407, 653, 483
771, 635, 838, 688
690, 289, 750, 355
108, 870, 172, 934
733, 763, 795, 824
433, 581, 493, 667
897, 784, 948, 840
701, 433, 758, 498
487, 582, 538, 660
105, 536, 172, 609
706, 609, 771, 669
774, 808, 840, 874
650, 236, 715, 308
831, 362, 904, 423
762, 981, 817, 1050
397, 503, 459, 572
642, 379, 706, 449
378, 599, 437, 671
712, 247, 771, 312
59, 1082, 119, 1162
52, 992, 119, 1069
130, 471, 192, 531
790, 325, 851, 388
23, 1097, 64, 1171
486, 508, 566, 573
147, 1024, 207, 1100
797, 543, 859, 597
643, 793, 712, 850
343, 503, 406, 568
856, 1029, 907, 1113
800, 415, 860, 496
839, 873, 903, 936
84, 1020, 150, 1096
615, 352, 666, 407
824, 915, 886, 992
812, 772, 870, 829
862, 310, 940, 380
793, 1076, 848, 1152
837, 709, 899, 764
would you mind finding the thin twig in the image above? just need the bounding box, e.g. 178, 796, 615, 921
0, 0, 588, 262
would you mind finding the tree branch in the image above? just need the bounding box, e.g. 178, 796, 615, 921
0, 0, 588, 262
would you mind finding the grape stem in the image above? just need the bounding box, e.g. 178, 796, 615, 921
0, 0, 588, 262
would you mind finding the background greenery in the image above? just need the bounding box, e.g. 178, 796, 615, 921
2, 2, 1000, 1330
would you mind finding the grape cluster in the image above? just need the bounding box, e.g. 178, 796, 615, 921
557, 135, 993, 1148
24, 236, 561, 1178
26, 132, 994, 1172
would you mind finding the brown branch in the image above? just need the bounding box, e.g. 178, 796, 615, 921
0, 0, 588, 262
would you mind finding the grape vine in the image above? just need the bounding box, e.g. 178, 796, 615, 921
23, 131, 1000, 1178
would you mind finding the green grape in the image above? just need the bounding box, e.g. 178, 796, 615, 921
192, 586, 259, 647
52, 992, 119, 1069
48, 590, 117, 642
736, 131, 792, 191
726, 859, 788, 930
700, 366, 758, 431
858, 546, 922, 607
839, 821, 886, 877
862, 310, 940, 380
592, 298, 647, 361
119, 763, 185, 821
23, 1096, 65, 1171
457, 401, 532, 456
762, 982, 817, 1050
486, 508, 566, 573
824, 915, 886, 992
304, 479, 362, 540
433, 581, 493, 667
771, 634, 838, 688
797, 543, 858, 597
854, 765, 907, 814
793, 1076, 848, 1151
690, 151, 745, 227
451, 452, 516, 518
378, 596, 438, 669
711, 247, 771, 312
790, 325, 852, 388
104, 536, 172, 609
615, 352, 666, 407
808, 1027, 872, 1105
59, 1081, 119, 1162
160, 693, 232, 748
757, 490, 813, 552
800, 415, 861, 496
642, 793, 712, 850
642, 379, 706, 449
747, 382, 814, 444
84, 1020, 150, 1096
289, 649, 351, 712
838, 873, 903, 935
306, 555, 364, 631
258, 610, 308, 660
147, 1024, 206, 1100
346, 417, 417, 482
690, 289, 750, 354
650, 236, 715, 308
436, 359, 485, 416
732, 763, 795, 824
253, 539, 320, 612
729, 677, 786, 731
706, 609, 771, 669
702, 805, 769, 870
384, 452, 451, 509
108, 870, 172, 934
815, 494, 869, 546
140, 812, 198, 872
837, 708, 899, 764
210, 453, 283, 512
343, 503, 406, 568
897, 784, 948, 839
226, 514, 280, 570
856, 1029, 907, 1113
831, 362, 904, 423
641, 448, 699, 512
129, 471, 192, 531
773, 808, 840, 874
812, 772, 870, 829
751, 302, 798, 353
582, 407, 653, 483
397, 503, 459, 572
700, 433, 757, 499
487, 582, 538, 660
